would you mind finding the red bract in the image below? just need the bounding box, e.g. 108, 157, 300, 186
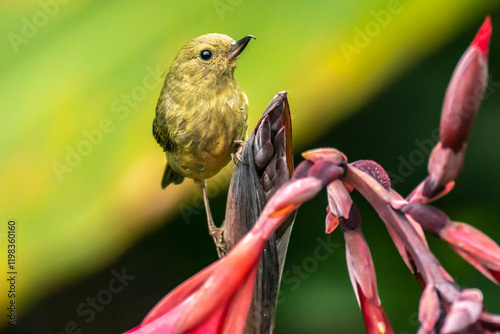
344, 226, 393, 334
441, 222, 500, 285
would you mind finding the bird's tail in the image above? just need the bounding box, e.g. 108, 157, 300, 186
161, 164, 184, 189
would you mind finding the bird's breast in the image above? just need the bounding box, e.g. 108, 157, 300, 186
166, 87, 248, 180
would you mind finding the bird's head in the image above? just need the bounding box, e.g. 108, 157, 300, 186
170, 33, 255, 87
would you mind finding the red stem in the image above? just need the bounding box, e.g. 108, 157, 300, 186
342, 165, 460, 302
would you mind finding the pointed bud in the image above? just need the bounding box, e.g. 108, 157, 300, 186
419, 284, 441, 332
301, 148, 347, 166
424, 142, 465, 199
253, 115, 274, 171
471, 17, 492, 56
440, 222, 500, 285
407, 175, 455, 204
326, 180, 353, 233
325, 207, 340, 234
440, 17, 490, 152
408, 17, 492, 204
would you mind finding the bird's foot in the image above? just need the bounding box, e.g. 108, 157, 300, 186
208, 225, 227, 258
232, 140, 247, 165
201, 180, 227, 258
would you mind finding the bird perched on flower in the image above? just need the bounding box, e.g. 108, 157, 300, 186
153, 33, 254, 244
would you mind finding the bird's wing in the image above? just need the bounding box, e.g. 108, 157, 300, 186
152, 116, 173, 152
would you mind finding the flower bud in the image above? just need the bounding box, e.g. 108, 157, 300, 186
325, 180, 353, 233
418, 284, 440, 332
440, 17, 491, 152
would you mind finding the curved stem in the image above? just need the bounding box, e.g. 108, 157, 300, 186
342, 165, 460, 302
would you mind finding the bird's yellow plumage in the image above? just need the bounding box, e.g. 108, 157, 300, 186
153, 33, 254, 188
153, 33, 254, 248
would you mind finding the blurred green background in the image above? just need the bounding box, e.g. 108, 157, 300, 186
1, 0, 500, 333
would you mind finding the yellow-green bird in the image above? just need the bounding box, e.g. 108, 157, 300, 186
153, 33, 254, 244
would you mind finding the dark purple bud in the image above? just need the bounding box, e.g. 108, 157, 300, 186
440, 18, 490, 152
254, 143, 274, 172
400, 204, 450, 235
255, 115, 271, 149
267, 97, 285, 128
271, 117, 283, 139
264, 152, 288, 199
263, 154, 278, 184
339, 204, 361, 232
261, 171, 273, 193
273, 127, 286, 158
253, 115, 273, 172
352, 160, 391, 190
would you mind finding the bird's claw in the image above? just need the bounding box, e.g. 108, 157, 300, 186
232, 140, 247, 165
209, 226, 227, 258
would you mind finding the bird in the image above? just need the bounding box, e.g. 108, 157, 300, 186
153, 33, 254, 248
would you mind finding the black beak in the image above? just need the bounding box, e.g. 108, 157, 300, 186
228, 35, 255, 61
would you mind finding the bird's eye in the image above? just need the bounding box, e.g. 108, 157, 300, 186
199, 49, 212, 61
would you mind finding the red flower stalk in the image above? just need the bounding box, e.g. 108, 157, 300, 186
340, 205, 393, 334
408, 17, 491, 203
125, 151, 346, 334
